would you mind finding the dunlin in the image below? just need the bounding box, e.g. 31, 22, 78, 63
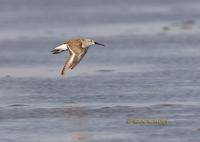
51, 38, 105, 75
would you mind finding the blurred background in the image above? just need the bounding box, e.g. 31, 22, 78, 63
1, 0, 200, 77
1, 0, 200, 142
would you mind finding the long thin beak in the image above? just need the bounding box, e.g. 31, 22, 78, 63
95, 42, 105, 46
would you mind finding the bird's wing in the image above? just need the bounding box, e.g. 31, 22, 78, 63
61, 49, 77, 75
61, 48, 87, 75
70, 49, 87, 70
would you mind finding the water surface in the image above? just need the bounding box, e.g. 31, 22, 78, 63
1, 0, 200, 142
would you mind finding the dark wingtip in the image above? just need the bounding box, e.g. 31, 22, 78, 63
61, 71, 65, 75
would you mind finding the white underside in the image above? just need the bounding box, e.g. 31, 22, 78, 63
54, 44, 68, 51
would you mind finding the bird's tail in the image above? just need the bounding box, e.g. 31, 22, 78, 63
51, 44, 68, 54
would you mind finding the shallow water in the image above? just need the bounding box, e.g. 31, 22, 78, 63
1, 0, 200, 142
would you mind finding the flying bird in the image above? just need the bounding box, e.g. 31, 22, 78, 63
51, 38, 105, 75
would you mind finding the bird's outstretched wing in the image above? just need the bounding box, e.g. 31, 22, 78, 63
61, 49, 76, 75
61, 48, 87, 75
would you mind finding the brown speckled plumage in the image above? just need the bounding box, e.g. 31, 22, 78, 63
51, 38, 104, 75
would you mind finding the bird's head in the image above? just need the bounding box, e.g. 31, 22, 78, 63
84, 38, 105, 48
